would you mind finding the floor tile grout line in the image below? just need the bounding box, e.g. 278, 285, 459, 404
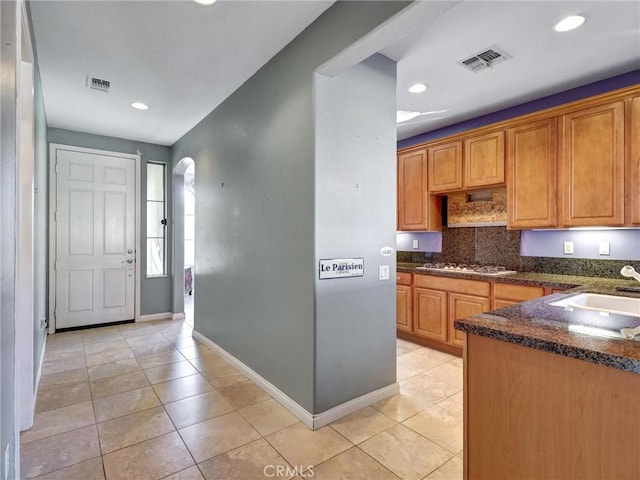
19, 415, 96, 447
29, 323, 463, 479
351, 443, 405, 479
400, 417, 463, 457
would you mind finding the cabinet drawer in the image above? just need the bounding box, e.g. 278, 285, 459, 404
396, 272, 412, 286
494, 283, 544, 302
414, 274, 490, 297
492, 299, 518, 310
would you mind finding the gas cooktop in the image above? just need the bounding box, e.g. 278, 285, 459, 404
415, 263, 518, 277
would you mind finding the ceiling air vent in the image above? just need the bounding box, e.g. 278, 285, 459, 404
459, 46, 509, 72
87, 75, 111, 92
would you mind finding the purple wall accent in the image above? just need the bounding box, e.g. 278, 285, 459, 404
396, 232, 442, 253
398, 70, 640, 149
521, 229, 640, 261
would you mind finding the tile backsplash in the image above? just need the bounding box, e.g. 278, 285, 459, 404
397, 226, 635, 278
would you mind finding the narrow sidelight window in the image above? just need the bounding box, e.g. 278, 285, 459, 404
146, 162, 166, 276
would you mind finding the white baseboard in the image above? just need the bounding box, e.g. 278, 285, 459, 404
21, 335, 47, 432
311, 382, 400, 428
139, 312, 173, 322
192, 330, 399, 430
172, 312, 186, 321
33, 335, 46, 414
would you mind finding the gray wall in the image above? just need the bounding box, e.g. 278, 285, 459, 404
32, 35, 48, 387
313, 54, 397, 411
1, 1, 18, 476
172, 1, 406, 414
47, 128, 173, 315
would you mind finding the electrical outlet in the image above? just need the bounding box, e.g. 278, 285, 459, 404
412, 239, 419, 249
599, 241, 610, 255
563, 241, 574, 254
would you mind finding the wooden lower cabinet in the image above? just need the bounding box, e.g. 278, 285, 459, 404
449, 293, 489, 347
413, 288, 447, 341
492, 283, 545, 310
396, 272, 413, 333
409, 275, 490, 353
464, 333, 640, 479
396, 284, 412, 333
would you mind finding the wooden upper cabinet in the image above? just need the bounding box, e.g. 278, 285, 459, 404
628, 96, 640, 225
560, 101, 625, 227
464, 130, 505, 188
397, 149, 442, 231
428, 141, 463, 192
506, 118, 558, 229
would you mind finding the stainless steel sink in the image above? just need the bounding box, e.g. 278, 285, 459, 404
548, 293, 640, 318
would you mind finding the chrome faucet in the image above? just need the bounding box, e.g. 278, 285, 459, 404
620, 265, 640, 283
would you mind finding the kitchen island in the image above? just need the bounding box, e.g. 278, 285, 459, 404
454, 285, 640, 480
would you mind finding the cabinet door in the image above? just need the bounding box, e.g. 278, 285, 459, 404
449, 293, 489, 347
560, 101, 625, 226
464, 130, 505, 188
413, 288, 447, 341
507, 118, 557, 228
629, 96, 640, 225
398, 150, 442, 231
428, 141, 463, 192
396, 285, 413, 333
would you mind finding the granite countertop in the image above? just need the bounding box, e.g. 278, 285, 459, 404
397, 262, 640, 374
454, 286, 640, 374
397, 262, 635, 290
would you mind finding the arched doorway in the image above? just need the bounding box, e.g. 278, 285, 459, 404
172, 157, 195, 323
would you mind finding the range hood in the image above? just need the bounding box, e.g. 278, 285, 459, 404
445, 187, 507, 228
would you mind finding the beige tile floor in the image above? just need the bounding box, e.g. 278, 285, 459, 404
21, 319, 463, 480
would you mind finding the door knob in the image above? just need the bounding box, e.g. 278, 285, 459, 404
125, 259, 134, 264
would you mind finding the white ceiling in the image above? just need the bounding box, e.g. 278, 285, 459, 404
29, 1, 640, 147
29, 0, 334, 146
385, 0, 640, 140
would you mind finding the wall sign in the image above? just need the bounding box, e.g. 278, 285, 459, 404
379, 246, 394, 257
319, 258, 364, 279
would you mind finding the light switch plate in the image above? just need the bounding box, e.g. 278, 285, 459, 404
379, 265, 390, 280
412, 239, 419, 249
599, 241, 610, 255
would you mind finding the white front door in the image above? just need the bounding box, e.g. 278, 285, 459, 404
54, 147, 136, 329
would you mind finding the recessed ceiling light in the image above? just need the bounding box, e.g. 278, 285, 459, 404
131, 102, 149, 111
554, 14, 586, 32
193, 0, 217, 5
408, 83, 428, 94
